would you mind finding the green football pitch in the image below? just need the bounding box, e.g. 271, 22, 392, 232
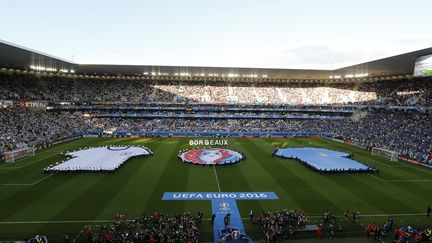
0, 137, 431, 242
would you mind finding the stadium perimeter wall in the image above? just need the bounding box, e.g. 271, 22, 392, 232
84, 131, 333, 138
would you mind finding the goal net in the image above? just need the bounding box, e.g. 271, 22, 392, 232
371, 147, 399, 161
2, 147, 35, 163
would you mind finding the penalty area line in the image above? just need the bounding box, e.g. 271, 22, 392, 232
367, 173, 387, 182
367, 174, 432, 183
31, 174, 55, 185
0, 152, 59, 170
386, 179, 432, 182
0, 174, 54, 186
0, 138, 85, 170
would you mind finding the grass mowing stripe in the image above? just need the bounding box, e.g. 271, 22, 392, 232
0, 153, 61, 170
0, 174, 75, 222
93, 141, 165, 219
387, 179, 432, 182
0, 174, 54, 186
0, 138, 85, 168
11, 174, 111, 235
259, 139, 385, 214
0, 138, 101, 185
240, 138, 309, 239
318, 138, 432, 180
311, 139, 432, 203
1, 138, 134, 223
404, 165, 432, 176
142, 138, 191, 213
212, 138, 266, 240
0, 138, 99, 204
1, 137, 432, 241
367, 173, 387, 182
183, 165, 218, 241
232, 138, 302, 210
243, 139, 343, 213
36, 170, 141, 233
281, 138, 428, 214
311, 138, 428, 181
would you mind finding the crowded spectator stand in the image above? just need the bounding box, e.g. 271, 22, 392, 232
1, 73, 431, 167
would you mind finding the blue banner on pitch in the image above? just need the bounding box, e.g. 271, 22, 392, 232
162, 192, 278, 200
211, 198, 250, 242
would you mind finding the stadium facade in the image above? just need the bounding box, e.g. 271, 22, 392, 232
1, 39, 432, 242
1, 39, 431, 165
1, 39, 432, 81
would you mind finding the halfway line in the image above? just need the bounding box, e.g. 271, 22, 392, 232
213, 165, 221, 192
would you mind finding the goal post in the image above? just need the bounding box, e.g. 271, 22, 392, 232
371, 147, 399, 161
2, 147, 35, 163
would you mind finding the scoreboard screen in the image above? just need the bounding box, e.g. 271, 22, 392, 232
414, 54, 432, 77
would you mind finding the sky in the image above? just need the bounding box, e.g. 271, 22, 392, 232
1, 0, 431, 69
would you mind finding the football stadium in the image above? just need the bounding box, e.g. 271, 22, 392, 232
1, 1, 432, 242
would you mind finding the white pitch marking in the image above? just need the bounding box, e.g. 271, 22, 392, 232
0, 174, 54, 186
0, 153, 60, 170
0, 139, 84, 170
367, 173, 387, 182
387, 179, 432, 182
213, 165, 221, 192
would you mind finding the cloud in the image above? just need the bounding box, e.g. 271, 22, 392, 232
246, 37, 432, 69
243, 43, 365, 69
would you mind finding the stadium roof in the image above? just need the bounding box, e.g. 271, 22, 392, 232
1, 39, 431, 81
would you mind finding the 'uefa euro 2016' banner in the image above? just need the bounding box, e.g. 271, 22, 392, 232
162, 192, 278, 242
162, 192, 279, 200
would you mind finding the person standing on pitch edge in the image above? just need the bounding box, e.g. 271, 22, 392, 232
427, 205, 431, 217
211, 213, 216, 224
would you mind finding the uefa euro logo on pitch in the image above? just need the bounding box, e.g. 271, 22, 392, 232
219, 202, 230, 210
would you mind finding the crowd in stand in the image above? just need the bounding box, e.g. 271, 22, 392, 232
1, 74, 431, 106
1, 74, 431, 164
84, 212, 200, 243
1, 107, 431, 165
334, 110, 432, 162
0, 108, 85, 153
